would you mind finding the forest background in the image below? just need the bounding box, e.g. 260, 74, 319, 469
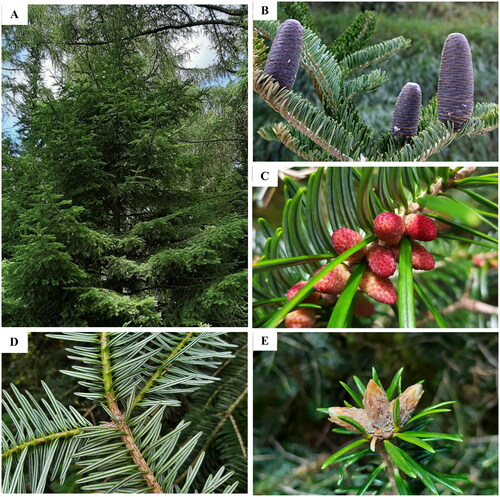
2, 4, 248, 327
253, 1, 499, 161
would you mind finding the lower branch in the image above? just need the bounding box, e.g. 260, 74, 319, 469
253, 70, 354, 161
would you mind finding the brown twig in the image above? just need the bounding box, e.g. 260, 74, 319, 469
377, 441, 399, 494
417, 293, 498, 325
100, 332, 163, 493
228, 413, 247, 458
173, 385, 248, 486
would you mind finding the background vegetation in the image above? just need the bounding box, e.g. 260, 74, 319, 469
253, 2, 498, 161
253, 332, 498, 494
2, 5, 248, 327
2, 331, 248, 493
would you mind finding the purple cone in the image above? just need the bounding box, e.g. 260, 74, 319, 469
264, 19, 303, 90
438, 33, 474, 130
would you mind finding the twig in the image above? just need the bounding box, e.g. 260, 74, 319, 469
253, 70, 354, 161
377, 441, 399, 494
130, 332, 194, 412
228, 413, 247, 458
270, 437, 309, 465
2, 428, 83, 459
417, 293, 498, 325
174, 385, 248, 486
100, 332, 162, 493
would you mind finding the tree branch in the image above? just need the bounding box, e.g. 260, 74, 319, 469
417, 293, 498, 326
195, 5, 246, 16
377, 442, 399, 494
100, 332, 163, 493
174, 384, 248, 486
177, 137, 246, 143
130, 332, 195, 412
69, 19, 243, 46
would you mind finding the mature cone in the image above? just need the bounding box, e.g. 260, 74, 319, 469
437, 33, 474, 130
264, 19, 303, 90
391, 82, 422, 137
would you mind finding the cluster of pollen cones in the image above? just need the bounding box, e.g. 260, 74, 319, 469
285, 212, 440, 328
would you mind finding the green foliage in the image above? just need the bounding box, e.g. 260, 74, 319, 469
253, 166, 498, 328
330, 11, 376, 61
2, 5, 248, 326
281, 2, 319, 35
181, 334, 248, 491
2, 332, 247, 493
254, 3, 498, 161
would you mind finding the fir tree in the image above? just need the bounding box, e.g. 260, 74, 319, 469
2, 5, 247, 326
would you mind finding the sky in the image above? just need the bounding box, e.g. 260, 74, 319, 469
177, 30, 218, 69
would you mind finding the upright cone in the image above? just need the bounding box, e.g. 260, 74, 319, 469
391, 82, 422, 137
438, 33, 474, 130
264, 19, 303, 90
